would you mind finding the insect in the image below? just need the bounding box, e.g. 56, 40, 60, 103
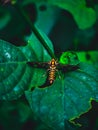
27, 51, 80, 88
47, 58, 58, 85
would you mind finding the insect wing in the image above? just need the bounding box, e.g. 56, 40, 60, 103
27, 61, 49, 69
57, 63, 79, 72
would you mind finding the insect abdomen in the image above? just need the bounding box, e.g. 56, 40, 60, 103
48, 58, 58, 85
48, 67, 56, 84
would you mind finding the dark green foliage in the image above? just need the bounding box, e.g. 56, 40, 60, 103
48, 0, 96, 29
0, 0, 98, 130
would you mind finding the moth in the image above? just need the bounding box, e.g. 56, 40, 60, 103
27, 51, 80, 88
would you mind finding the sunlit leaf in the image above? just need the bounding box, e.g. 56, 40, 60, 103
59, 51, 80, 65
76, 51, 98, 67
60, 51, 98, 67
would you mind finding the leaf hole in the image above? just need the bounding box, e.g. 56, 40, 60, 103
85, 53, 91, 60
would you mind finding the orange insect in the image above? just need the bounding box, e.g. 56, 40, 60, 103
48, 59, 58, 84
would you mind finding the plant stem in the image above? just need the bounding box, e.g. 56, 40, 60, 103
15, 3, 56, 59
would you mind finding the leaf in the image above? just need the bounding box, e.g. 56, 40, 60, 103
60, 51, 98, 67
3, 0, 96, 29
0, 28, 54, 100
48, 0, 96, 29
59, 51, 80, 65
0, 8, 11, 30
25, 62, 98, 129
76, 51, 98, 67
23, 0, 96, 29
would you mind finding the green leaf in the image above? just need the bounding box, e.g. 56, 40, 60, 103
76, 51, 98, 67
25, 62, 98, 129
48, 0, 96, 29
25, 0, 96, 29
59, 51, 80, 65
4, 0, 96, 29
60, 51, 98, 67
0, 28, 54, 100
0, 8, 11, 30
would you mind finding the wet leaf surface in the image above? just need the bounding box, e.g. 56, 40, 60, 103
25, 63, 98, 129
